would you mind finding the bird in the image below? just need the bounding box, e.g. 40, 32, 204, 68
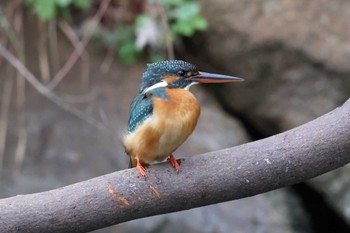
123, 60, 243, 177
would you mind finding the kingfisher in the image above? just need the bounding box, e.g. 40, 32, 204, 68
124, 60, 243, 177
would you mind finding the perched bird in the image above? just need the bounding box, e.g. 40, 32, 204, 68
124, 60, 243, 176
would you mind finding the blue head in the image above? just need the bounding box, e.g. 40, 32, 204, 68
139, 60, 243, 93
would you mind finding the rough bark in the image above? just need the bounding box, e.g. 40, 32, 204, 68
0, 98, 349, 233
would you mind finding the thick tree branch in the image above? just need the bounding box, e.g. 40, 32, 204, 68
1, 98, 350, 233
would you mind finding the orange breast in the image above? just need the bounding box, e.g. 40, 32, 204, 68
123, 88, 200, 165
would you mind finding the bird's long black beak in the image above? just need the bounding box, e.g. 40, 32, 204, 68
186, 71, 244, 83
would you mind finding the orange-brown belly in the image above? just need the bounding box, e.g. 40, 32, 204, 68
124, 88, 200, 165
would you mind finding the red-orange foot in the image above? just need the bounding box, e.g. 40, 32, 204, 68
136, 158, 147, 177
167, 154, 180, 171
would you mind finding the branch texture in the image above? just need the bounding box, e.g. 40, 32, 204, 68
1, 99, 350, 233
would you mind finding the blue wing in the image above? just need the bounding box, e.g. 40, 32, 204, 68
127, 88, 168, 133
127, 94, 153, 133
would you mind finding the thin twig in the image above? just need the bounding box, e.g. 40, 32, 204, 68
58, 19, 91, 88
157, 3, 174, 60
13, 3, 27, 173
80, 50, 90, 88
38, 21, 50, 83
14, 71, 27, 172
13, 127, 27, 173
0, 73, 13, 178
100, 48, 115, 74
0, 7, 23, 60
58, 20, 81, 51
48, 19, 60, 74
0, 42, 113, 135
46, 0, 111, 90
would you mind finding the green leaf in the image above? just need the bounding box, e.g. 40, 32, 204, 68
165, 0, 185, 6
34, 0, 56, 21
191, 14, 207, 30
135, 14, 151, 29
171, 20, 192, 36
24, 0, 35, 5
73, 0, 91, 9
150, 0, 184, 6
55, 0, 72, 7
173, 2, 199, 20
149, 54, 165, 63
118, 41, 138, 64
170, 13, 207, 37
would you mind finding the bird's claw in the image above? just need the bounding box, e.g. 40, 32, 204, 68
136, 158, 147, 177
168, 154, 180, 172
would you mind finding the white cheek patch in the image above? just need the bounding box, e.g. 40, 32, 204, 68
143, 80, 168, 94
185, 82, 198, 91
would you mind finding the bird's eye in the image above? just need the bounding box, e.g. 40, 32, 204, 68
177, 70, 185, 76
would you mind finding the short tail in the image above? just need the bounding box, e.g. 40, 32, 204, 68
128, 156, 133, 168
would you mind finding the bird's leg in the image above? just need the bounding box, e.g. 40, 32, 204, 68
136, 158, 147, 177
167, 154, 180, 171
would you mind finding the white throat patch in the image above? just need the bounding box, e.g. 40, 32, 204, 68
185, 82, 198, 91
143, 80, 168, 94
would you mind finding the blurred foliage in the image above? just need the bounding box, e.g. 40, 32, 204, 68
22, 0, 207, 64
24, 0, 91, 21
167, 0, 207, 36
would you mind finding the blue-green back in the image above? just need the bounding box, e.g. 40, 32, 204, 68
127, 88, 168, 133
